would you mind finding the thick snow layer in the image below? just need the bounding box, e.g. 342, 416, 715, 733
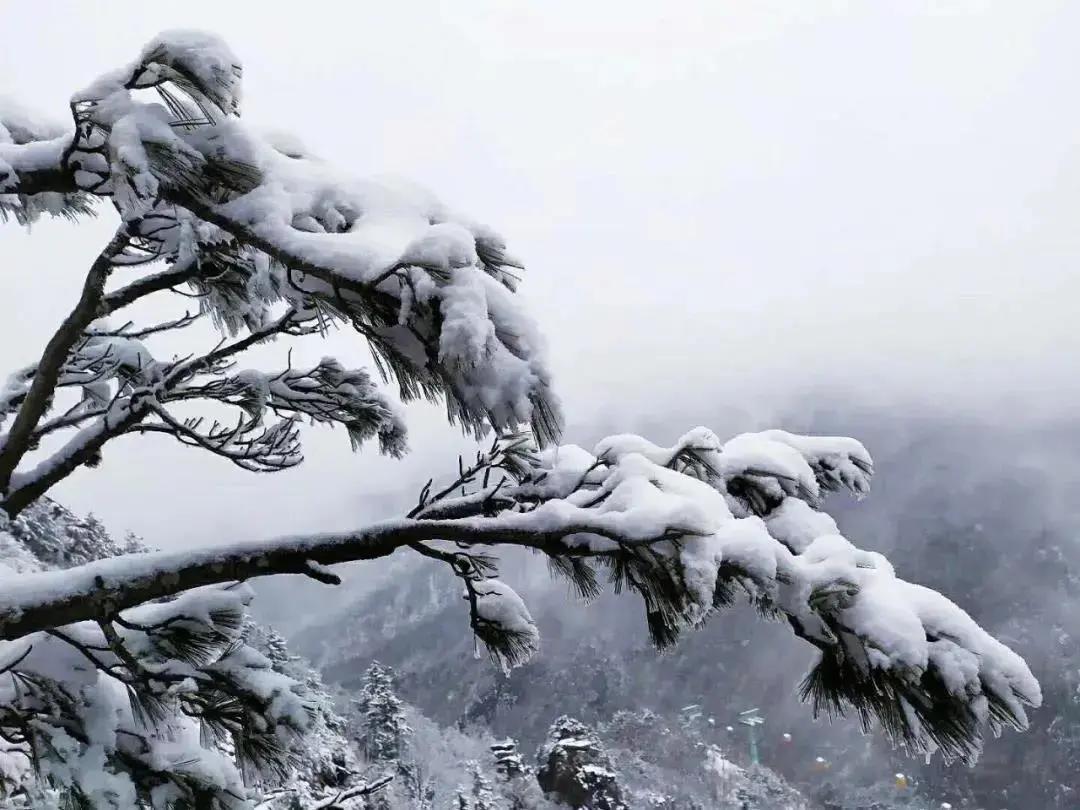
6, 27, 558, 442
764, 497, 840, 553
501, 428, 1039, 757
0, 547, 315, 807
473, 578, 540, 672
0, 97, 68, 145
0, 424, 1034, 764
0, 417, 1042, 764
73, 29, 242, 117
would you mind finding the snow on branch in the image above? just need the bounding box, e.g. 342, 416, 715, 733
0, 305, 406, 515
0, 28, 561, 520
0, 582, 327, 806
164, 356, 408, 459
1, 29, 560, 456
0, 28, 1042, 804
0, 97, 93, 224
0, 427, 1040, 766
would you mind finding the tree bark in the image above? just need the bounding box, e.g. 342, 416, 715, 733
0, 514, 632, 641
2, 407, 146, 518
0, 230, 128, 499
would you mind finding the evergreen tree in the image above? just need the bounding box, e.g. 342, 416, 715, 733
347, 662, 419, 810
489, 739, 555, 810
242, 621, 373, 809
732, 767, 808, 810
263, 627, 296, 672
353, 662, 411, 765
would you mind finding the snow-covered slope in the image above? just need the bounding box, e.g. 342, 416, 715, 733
282, 411, 1080, 810
0, 497, 144, 573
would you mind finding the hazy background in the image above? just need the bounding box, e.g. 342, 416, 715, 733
4, 4, 1080, 805
2, 0, 1078, 552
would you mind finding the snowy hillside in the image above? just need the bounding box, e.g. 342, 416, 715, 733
276, 411, 1080, 810
0, 497, 145, 573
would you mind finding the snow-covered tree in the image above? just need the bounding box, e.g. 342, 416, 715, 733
815, 777, 934, 810
241, 622, 376, 809
0, 27, 1042, 808
352, 663, 410, 766
405, 708, 498, 809
728, 766, 810, 810
489, 739, 555, 810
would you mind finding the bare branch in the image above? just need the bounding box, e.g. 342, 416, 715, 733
31, 406, 110, 439
308, 774, 394, 809
101, 257, 201, 313
84, 311, 201, 339
164, 308, 298, 386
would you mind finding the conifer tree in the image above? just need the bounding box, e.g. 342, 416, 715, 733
0, 26, 1042, 807
353, 663, 410, 765
490, 739, 553, 810
455, 762, 496, 810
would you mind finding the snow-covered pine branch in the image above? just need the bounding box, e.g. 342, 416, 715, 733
0, 27, 1041, 809
0, 428, 1041, 768
0, 97, 96, 224
0, 30, 559, 512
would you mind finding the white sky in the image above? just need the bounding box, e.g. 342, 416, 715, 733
1, 1, 1078, 548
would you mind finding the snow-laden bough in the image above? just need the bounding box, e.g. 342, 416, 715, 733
0, 27, 1041, 808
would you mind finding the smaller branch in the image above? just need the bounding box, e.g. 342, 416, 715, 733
101, 258, 200, 314
0, 507, 687, 641
85, 311, 201, 339
0, 645, 32, 677
309, 775, 394, 809
0, 229, 130, 496
30, 407, 110, 440
164, 308, 298, 387
43, 629, 130, 684
98, 621, 150, 683
301, 560, 341, 585
3, 402, 147, 517
142, 402, 301, 473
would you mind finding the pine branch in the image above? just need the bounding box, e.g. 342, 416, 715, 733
84, 311, 201, 339
0, 138, 78, 196
164, 308, 299, 387
2, 401, 148, 516
139, 402, 302, 472
0, 513, 678, 641
101, 257, 202, 313
0, 228, 130, 498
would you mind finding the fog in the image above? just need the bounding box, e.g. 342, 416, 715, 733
3, 2, 1078, 550
4, 4, 1080, 806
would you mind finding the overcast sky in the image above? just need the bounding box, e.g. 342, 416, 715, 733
2, 1, 1078, 549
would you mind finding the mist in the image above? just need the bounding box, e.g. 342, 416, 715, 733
2, 1, 1078, 553
256, 401, 1080, 807
2, 5, 1078, 806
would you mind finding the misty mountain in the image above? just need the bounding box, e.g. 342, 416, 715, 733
264, 407, 1080, 809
